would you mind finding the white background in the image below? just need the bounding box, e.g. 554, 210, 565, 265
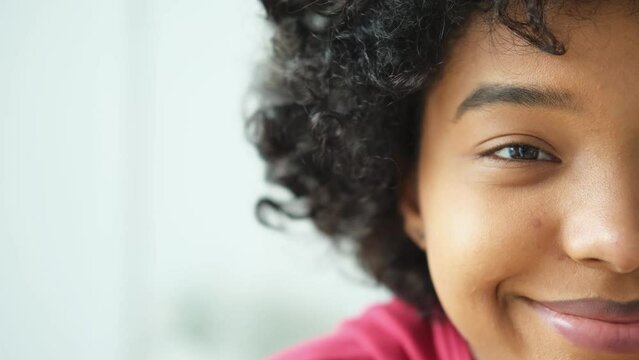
0, 1, 389, 359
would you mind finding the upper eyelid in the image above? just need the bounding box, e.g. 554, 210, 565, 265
475, 133, 559, 153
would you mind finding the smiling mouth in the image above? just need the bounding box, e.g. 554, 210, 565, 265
523, 297, 639, 354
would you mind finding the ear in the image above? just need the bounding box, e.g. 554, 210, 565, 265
399, 169, 426, 251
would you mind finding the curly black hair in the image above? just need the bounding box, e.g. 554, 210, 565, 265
247, 0, 572, 312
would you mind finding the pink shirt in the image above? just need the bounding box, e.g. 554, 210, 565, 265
267, 298, 474, 360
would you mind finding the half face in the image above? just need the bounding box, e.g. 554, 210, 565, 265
401, 3, 639, 359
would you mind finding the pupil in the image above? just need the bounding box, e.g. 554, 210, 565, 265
508, 145, 538, 160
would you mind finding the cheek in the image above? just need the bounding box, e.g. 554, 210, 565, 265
422, 183, 549, 345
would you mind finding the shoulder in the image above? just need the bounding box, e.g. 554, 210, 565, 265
265, 331, 369, 360
265, 298, 472, 360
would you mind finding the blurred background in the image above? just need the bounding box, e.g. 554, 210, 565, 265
0, 1, 389, 359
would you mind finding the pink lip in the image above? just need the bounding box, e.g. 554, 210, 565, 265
526, 298, 639, 354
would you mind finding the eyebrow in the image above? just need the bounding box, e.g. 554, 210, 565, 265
453, 83, 580, 122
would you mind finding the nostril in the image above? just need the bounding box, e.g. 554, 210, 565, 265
577, 257, 606, 268
577, 256, 639, 274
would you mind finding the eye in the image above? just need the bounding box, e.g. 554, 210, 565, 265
481, 143, 558, 162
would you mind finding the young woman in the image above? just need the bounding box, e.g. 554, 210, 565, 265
249, 0, 639, 359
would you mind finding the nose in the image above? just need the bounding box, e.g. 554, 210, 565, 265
561, 164, 639, 274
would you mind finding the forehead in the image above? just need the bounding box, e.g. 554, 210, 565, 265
428, 2, 639, 122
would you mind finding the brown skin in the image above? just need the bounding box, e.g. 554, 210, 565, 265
401, 3, 639, 360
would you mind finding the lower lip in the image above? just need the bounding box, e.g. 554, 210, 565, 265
527, 300, 639, 354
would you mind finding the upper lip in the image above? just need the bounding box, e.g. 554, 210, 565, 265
532, 298, 639, 323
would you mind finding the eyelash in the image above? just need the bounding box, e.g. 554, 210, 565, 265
478, 143, 559, 163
